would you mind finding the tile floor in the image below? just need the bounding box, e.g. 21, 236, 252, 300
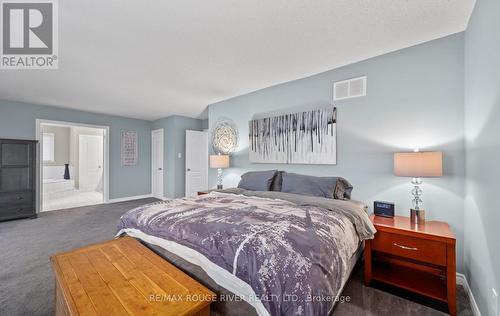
43, 190, 103, 211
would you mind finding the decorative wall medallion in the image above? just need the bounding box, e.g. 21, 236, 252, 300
249, 107, 337, 164
211, 118, 239, 154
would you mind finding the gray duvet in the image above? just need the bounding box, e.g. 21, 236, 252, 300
116, 189, 375, 316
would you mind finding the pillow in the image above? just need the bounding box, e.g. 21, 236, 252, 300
281, 173, 353, 199
237, 170, 278, 191
334, 178, 353, 200
270, 171, 284, 191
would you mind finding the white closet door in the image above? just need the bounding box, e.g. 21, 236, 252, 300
152, 129, 164, 199
185, 130, 208, 197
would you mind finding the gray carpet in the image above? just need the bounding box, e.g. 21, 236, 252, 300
335, 264, 473, 316
0, 199, 473, 316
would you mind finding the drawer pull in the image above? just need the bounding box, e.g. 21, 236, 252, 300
17, 196, 23, 200
393, 243, 418, 251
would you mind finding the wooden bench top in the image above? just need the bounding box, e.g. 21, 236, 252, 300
51, 236, 215, 316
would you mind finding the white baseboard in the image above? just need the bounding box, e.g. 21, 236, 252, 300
108, 194, 153, 203
457, 273, 482, 316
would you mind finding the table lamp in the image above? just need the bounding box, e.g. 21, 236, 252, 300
210, 154, 230, 189
394, 151, 443, 224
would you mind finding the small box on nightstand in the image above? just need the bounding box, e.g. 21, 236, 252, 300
373, 201, 395, 217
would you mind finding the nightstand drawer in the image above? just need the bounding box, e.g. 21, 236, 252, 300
372, 231, 446, 266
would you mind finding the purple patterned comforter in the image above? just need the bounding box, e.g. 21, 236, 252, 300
116, 189, 375, 316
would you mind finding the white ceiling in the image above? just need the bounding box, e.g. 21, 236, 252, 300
0, 0, 475, 120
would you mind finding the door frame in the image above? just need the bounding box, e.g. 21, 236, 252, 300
35, 119, 110, 212
151, 128, 164, 199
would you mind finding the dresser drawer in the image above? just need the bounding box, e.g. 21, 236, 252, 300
372, 231, 447, 266
0, 192, 33, 206
1, 204, 35, 219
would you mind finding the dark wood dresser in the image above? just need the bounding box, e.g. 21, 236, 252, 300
0, 139, 37, 221
365, 215, 456, 315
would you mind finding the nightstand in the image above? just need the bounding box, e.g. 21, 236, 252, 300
197, 190, 216, 196
364, 215, 456, 315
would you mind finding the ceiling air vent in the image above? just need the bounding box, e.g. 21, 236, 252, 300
333, 76, 367, 101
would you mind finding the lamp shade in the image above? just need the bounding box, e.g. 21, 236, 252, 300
210, 155, 230, 169
394, 152, 443, 177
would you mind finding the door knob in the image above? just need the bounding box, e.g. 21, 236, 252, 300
187, 168, 191, 171
158, 168, 162, 171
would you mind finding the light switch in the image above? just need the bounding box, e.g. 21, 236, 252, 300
178, 153, 182, 159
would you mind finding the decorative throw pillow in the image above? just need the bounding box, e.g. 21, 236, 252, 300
237, 170, 278, 191
270, 171, 284, 191
334, 178, 353, 200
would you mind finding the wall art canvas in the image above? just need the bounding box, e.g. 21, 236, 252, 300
211, 118, 239, 154
249, 107, 337, 164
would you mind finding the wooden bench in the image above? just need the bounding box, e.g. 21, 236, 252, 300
51, 236, 215, 316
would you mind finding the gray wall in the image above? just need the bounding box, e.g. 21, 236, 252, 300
41, 125, 70, 166
0, 101, 152, 200
464, 0, 500, 314
209, 33, 466, 272
201, 119, 209, 130
152, 115, 203, 198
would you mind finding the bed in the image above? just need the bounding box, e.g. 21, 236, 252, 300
116, 188, 376, 316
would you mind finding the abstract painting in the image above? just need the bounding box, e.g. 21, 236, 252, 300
249, 107, 337, 164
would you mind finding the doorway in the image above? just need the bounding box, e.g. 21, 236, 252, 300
36, 120, 109, 212
151, 129, 164, 199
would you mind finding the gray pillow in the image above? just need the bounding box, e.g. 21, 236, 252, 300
281, 173, 353, 199
238, 170, 278, 191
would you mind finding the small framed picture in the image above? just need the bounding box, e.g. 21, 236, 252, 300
121, 131, 138, 166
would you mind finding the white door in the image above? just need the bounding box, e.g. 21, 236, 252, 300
152, 129, 164, 199
79, 135, 104, 192
185, 130, 208, 197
